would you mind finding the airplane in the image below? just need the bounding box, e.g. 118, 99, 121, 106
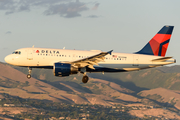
4, 26, 175, 83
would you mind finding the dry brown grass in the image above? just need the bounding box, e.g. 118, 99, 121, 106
140, 88, 180, 109
129, 108, 180, 119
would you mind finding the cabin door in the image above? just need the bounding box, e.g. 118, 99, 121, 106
27, 50, 33, 60
133, 55, 139, 66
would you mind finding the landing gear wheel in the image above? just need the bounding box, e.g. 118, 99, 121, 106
27, 74, 31, 79
82, 76, 89, 83
27, 67, 32, 79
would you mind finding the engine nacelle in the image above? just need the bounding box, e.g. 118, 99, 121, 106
53, 63, 78, 77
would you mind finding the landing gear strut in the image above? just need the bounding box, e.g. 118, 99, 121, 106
27, 67, 32, 79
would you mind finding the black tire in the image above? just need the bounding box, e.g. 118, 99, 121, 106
82, 76, 89, 83
27, 74, 31, 79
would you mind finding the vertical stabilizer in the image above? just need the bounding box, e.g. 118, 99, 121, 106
136, 26, 174, 56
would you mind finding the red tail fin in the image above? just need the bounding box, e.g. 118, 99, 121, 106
136, 26, 174, 56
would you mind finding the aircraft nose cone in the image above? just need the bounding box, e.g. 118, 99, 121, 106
4, 55, 11, 64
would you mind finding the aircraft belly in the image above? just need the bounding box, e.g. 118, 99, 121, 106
92, 63, 152, 72
99, 63, 150, 69
99, 63, 133, 69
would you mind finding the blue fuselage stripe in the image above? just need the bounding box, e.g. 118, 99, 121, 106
158, 39, 170, 56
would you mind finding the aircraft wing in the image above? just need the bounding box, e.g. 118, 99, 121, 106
67, 50, 113, 69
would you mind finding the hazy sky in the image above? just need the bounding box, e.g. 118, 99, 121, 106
0, 0, 180, 65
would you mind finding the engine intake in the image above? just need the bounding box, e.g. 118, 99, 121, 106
53, 63, 78, 77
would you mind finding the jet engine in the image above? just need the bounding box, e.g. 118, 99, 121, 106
53, 63, 78, 77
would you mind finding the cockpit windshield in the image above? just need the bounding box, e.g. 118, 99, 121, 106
12, 51, 21, 54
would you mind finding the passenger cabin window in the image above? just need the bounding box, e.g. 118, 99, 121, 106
12, 51, 21, 54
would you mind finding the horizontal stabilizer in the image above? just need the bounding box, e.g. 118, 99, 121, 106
152, 57, 172, 62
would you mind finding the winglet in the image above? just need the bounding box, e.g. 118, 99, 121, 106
107, 50, 113, 55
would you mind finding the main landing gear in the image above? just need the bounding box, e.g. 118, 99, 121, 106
82, 73, 89, 83
27, 67, 32, 79
82, 75, 89, 83
80, 68, 89, 83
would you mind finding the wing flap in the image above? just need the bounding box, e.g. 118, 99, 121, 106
69, 50, 113, 69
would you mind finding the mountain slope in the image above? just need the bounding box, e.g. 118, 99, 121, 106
139, 87, 180, 109
0, 62, 139, 106
1, 62, 180, 119
89, 66, 180, 90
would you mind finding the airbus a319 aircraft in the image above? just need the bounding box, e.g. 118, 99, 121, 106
5, 26, 175, 83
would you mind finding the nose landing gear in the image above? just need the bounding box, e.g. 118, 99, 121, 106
27, 74, 31, 79
27, 67, 32, 79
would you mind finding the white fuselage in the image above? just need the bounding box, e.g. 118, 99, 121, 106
5, 48, 175, 72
